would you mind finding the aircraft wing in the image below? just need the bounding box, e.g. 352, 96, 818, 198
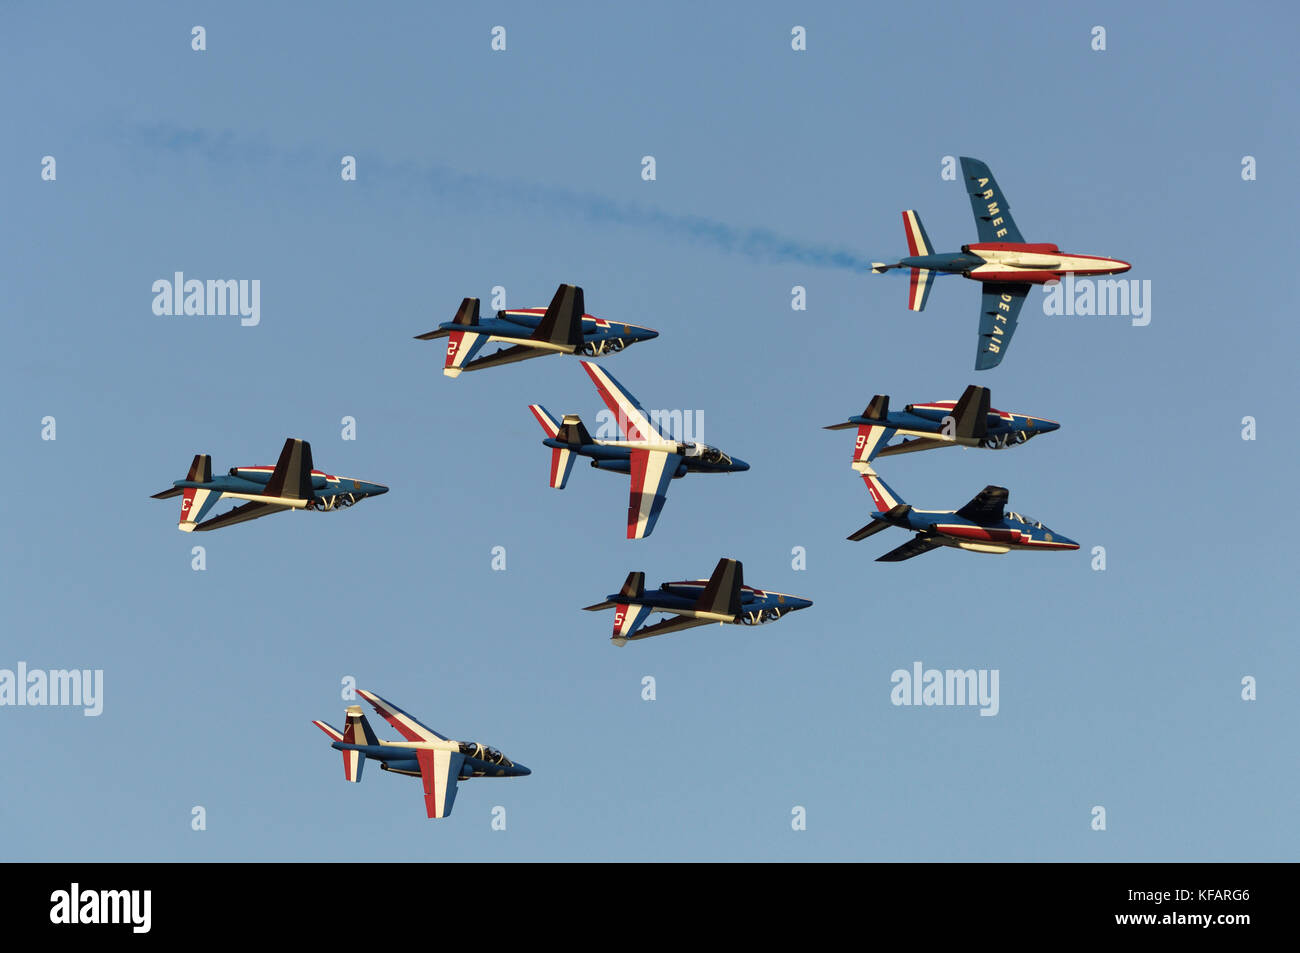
955, 485, 1009, 524
460, 343, 554, 372
357, 690, 448, 742
875, 436, 952, 458
622, 614, 713, 642
960, 157, 1024, 243
582, 361, 665, 442
976, 283, 1030, 370
192, 500, 290, 531
627, 450, 681, 539
416, 748, 466, 819
876, 535, 943, 562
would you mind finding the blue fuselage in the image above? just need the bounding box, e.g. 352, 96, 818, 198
898, 252, 986, 274
851, 406, 1060, 443
435, 310, 659, 355
871, 509, 1078, 551
329, 742, 531, 779
170, 466, 389, 503
608, 582, 813, 617
542, 439, 749, 476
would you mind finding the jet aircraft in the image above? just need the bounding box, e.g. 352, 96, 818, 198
151, 438, 387, 532
825, 384, 1059, 467
313, 690, 529, 819
415, 283, 658, 377
528, 361, 749, 539
849, 465, 1079, 562
583, 557, 812, 645
871, 156, 1131, 369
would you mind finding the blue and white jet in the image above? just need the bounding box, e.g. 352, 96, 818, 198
871, 157, 1131, 369
825, 384, 1059, 467
415, 283, 658, 377
583, 557, 813, 645
528, 361, 749, 539
151, 438, 388, 531
312, 690, 530, 820
849, 465, 1079, 562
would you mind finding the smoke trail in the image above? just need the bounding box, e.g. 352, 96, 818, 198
128, 123, 875, 272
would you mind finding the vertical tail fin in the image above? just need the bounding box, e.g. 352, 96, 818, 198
528, 406, 584, 489
860, 465, 905, 513
150, 454, 219, 531
181, 454, 215, 530
444, 330, 487, 377
852, 397, 895, 470
902, 210, 933, 256
312, 716, 368, 782
340, 704, 379, 782
444, 300, 485, 377
902, 211, 936, 312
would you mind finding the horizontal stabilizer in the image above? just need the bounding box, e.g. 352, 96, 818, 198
877, 534, 943, 562
413, 297, 480, 340
847, 520, 891, 542
556, 414, 592, 446
619, 571, 645, 600
848, 503, 911, 541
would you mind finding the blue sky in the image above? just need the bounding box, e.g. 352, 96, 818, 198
2, 2, 1297, 860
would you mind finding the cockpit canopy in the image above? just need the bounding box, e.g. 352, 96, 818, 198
1007, 511, 1044, 529
680, 442, 731, 465
459, 741, 512, 767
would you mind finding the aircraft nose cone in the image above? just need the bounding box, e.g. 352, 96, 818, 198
1114, 259, 1131, 274
731, 458, 750, 472
1055, 535, 1080, 550
792, 598, 813, 610
642, 328, 660, 340
1039, 420, 1061, 433
373, 484, 389, 495
515, 763, 532, 776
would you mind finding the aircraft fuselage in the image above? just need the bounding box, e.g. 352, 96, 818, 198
877, 509, 1079, 553
900, 242, 1130, 285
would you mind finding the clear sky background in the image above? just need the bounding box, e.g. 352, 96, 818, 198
3, 2, 1297, 861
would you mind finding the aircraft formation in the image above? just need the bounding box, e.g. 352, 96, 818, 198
152, 156, 1119, 818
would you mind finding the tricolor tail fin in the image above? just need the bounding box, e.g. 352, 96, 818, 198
340, 704, 379, 782
152, 453, 219, 531
528, 405, 585, 489
860, 464, 905, 513
312, 716, 361, 782
902, 211, 936, 311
